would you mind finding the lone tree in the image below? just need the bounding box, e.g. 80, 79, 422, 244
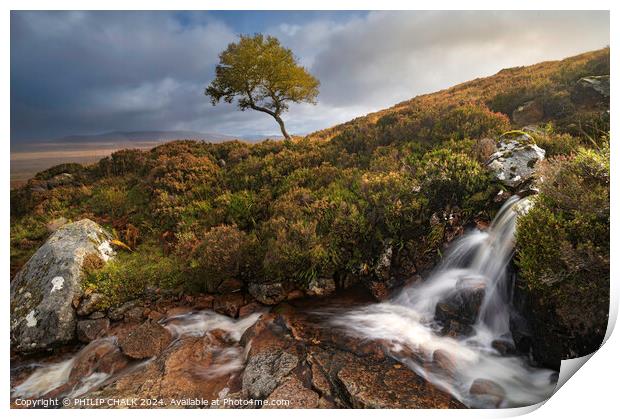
205, 34, 319, 141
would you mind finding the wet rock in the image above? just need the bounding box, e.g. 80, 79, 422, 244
108, 300, 139, 322
217, 278, 244, 293
305, 277, 336, 297
238, 302, 265, 318
77, 293, 105, 317
572, 75, 610, 106
146, 310, 165, 322
77, 318, 110, 343
118, 321, 172, 359
248, 282, 287, 305
512, 100, 544, 126
213, 293, 244, 318
486, 132, 545, 188
435, 280, 486, 328
432, 349, 457, 377
264, 376, 319, 408
242, 350, 299, 399
336, 357, 463, 408
192, 294, 215, 310
10, 219, 115, 353
469, 378, 506, 408
367, 280, 390, 301
70, 339, 129, 384
491, 339, 517, 356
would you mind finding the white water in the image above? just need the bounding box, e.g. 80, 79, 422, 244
11, 311, 262, 400
332, 196, 557, 408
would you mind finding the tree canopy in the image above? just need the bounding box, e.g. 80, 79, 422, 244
205, 34, 320, 140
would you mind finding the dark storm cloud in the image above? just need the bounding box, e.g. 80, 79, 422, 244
11, 11, 609, 143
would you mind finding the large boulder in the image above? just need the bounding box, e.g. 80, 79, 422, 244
486, 132, 545, 188
571, 75, 610, 106
10, 219, 115, 353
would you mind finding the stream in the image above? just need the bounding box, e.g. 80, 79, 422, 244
11, 197, 557, 408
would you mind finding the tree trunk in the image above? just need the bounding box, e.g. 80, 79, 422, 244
274, 114, 291, 141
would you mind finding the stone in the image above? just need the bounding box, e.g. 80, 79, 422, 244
213, 293, 245, 318
108, 300, 139, 322
512, 100, 544, 126
242, 350, 299, 399
336, 356, 463, 408
238, 302, 265, 318
469, 378, 506, 408
432, 349, 457, 377
118, 321, 173, 359
435, 280, 486, 329
46, 173, 76, 189
305, 277, 336, 297
123, 306, 145, 323
374, 243, 393, 282
77, 318, 110, 342
69, 339, 128, 385
77, 293, 105, 317
264, 376, 319, 408
10, 219, 115, 353
571, 75, 610, 106
192, 294, 215, 310
491, 339, 517, 356
486, 132, 545, 188
248, 282, 287, 305
88, 311, 106, 320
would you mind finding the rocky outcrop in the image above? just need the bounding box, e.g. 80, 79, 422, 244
248, 282, 288, 305
76, 318, 110, 343
305, 277, 336, 297
10, 219, 115, 353
572, 75, 610, 106
435, 278, 485, 337
486, 132, 545, 188
118, 320, 172, 359
512, 100, 544, 126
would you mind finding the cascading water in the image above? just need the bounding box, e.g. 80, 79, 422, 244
11, 310, 262, 400
11, 197, 557, 408
331, 196, 557, 408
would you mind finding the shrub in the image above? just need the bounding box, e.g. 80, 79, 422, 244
408, 148, 494, 213
516, 143, 609, 363
83, 243, 184, 307
186, 225, 252, 293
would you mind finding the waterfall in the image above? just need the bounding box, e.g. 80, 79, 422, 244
332, 196, 557, 408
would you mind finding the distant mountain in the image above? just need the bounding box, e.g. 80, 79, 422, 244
52, 130, 238, 144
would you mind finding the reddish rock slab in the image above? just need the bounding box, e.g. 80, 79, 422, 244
118, 321, 173, 359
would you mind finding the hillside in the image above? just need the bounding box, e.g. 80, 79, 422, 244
10, 48, 609, 394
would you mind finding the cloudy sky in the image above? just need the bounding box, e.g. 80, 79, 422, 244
11, 10, 609, 144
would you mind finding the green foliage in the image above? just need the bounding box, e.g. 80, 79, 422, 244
206, 33, 319, 139
10, 48, 609, 303
516, 143, 609, 330
83, 243, 184, 307
185, 225, 252, 293
408, 148, 494, 212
